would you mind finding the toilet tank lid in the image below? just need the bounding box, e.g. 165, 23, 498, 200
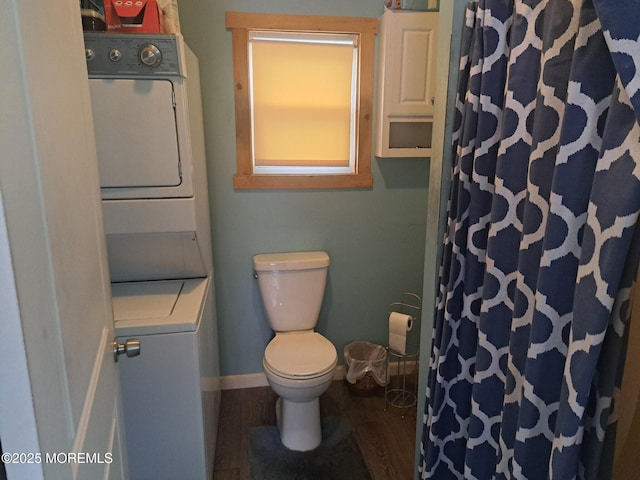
254, 251, 329, 271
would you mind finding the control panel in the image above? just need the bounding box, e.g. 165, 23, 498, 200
84, 33, 181, 76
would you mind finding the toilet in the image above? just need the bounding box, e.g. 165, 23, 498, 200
253, 251, 338, 451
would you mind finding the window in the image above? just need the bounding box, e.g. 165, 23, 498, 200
226, 12, 377, 189
250, 31, 357, 174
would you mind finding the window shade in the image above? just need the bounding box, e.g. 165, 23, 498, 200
249, 31, 358, 170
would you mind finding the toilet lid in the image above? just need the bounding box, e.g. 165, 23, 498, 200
264, 332, 337, 379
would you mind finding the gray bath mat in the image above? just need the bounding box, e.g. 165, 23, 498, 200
248, 416, 371, 480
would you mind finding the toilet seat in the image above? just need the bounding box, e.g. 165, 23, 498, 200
264, 332, 337, 380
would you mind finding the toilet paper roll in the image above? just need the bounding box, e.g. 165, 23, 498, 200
388, 312, 413, 355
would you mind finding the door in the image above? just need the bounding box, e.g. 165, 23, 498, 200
0, 1, 127, 479
376, 10, 439, 157
90, 79, 182, 190
386, 11, 439, 117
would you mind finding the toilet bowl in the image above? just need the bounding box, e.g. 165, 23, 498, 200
264, 331, 337, 450
253, 251, 337, 451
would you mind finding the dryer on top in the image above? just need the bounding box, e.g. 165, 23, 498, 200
85, 33, 197, 201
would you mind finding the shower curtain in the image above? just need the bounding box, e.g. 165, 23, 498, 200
419, 0, 640, 479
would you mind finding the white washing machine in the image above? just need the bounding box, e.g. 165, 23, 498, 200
85, 33, 219, 480
112, 278, 214, 480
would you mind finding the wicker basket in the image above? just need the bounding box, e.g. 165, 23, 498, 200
346, 372, 380, 397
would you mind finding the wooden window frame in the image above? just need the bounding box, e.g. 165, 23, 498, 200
226, 12, 377, 190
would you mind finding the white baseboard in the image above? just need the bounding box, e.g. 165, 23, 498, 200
219, 361, 417, 391
219, 373, 268, 390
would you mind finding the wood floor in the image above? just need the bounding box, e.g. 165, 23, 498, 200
212, 379, 418, 480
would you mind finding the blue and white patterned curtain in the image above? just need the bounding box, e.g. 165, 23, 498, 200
419, 0, 640, 478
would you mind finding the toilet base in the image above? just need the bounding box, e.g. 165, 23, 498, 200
276, 397, 322, 451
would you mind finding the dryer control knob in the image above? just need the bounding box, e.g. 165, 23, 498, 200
138, 43, 162, 67
109, 49, 123, 62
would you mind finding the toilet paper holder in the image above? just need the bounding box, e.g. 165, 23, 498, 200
384, 292, 421, 418
386, 292, 421, 317
387, 291, 421, 356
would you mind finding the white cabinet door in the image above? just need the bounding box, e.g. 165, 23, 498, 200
385, 11, 439, 117
376, 10, 439, 157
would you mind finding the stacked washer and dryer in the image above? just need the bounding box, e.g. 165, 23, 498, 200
84, 33, 219, 479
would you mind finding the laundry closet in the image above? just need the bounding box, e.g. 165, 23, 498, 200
84, 24, 220, 480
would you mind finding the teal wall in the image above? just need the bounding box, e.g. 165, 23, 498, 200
179, 0, 430, 376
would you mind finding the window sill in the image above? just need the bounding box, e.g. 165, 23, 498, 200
233, 173, 373, 190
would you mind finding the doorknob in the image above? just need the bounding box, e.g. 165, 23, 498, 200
113, 338, 141, 362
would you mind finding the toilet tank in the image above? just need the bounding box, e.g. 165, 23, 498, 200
253, 251, 330, 332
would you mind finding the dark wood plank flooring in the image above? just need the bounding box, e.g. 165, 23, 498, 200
212, 380, 417, 480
